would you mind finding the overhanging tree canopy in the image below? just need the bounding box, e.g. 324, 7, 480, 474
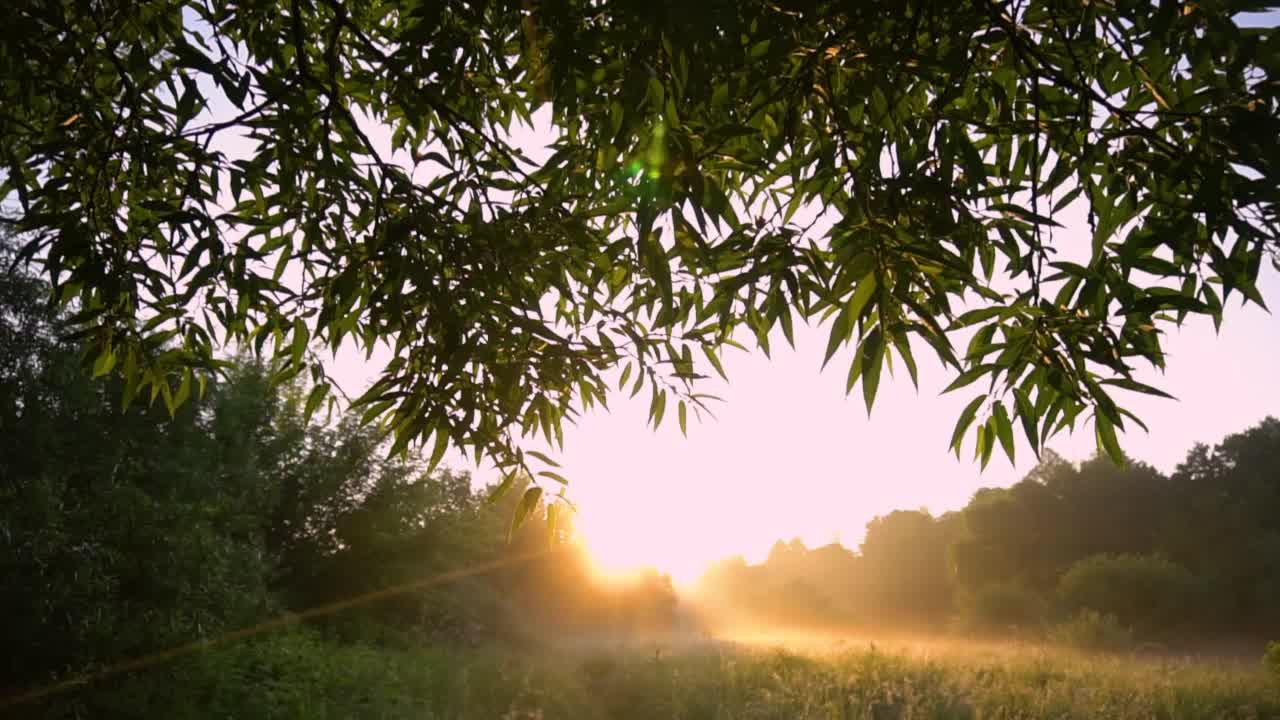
2, 0, 1277, 501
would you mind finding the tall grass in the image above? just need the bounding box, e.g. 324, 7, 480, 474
19, 630, 1280, 719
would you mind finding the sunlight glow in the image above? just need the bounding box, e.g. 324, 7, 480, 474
575, 505, 710, 588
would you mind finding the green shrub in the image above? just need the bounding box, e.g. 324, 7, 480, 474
953, 582, 1046, 635
1264, 641, 1280, 680
34, 630, 580, 720
1049, 610, 1134, 652
1057, 553, 1198, 638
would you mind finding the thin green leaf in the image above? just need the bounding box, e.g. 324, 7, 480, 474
304, 383, 329, 422
526, 450, 561, 468
486, 473, 517, 505
823, 305, 852, 369
992, 402, 1016, 465
951, 395, 986, 457
537, 470, 569, 485
861, 329, 885, 415
1094, 412, 1125, 466
427, 427, 451, 473
702, 345, 728, 381
510, 486, 544, 541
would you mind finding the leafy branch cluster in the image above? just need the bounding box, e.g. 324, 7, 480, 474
2, 0, 1276, 501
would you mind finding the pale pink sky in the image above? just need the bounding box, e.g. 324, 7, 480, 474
331, 260, 1277, 580
325, 118, 1280, 578
311, 50, 1280, 580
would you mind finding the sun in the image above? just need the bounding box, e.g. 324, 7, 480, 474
575, 505, 709, 588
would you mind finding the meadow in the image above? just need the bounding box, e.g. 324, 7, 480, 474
27, 630, 1278, 720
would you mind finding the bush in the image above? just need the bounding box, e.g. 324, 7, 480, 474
31, 630, 590, 720
1057, 553, 1198, 638
953, 582, 1046, 635
1264, 641, 1280, 680
1049, 610, 1133, 652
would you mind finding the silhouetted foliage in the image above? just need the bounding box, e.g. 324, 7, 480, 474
3, 0, 1277, 496
0, 250, 677, 716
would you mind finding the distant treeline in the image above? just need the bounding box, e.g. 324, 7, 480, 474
695, 417, 1280, 650
0, 243, 677, 713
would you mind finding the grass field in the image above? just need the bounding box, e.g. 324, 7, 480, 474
30, 630, 1279, 720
